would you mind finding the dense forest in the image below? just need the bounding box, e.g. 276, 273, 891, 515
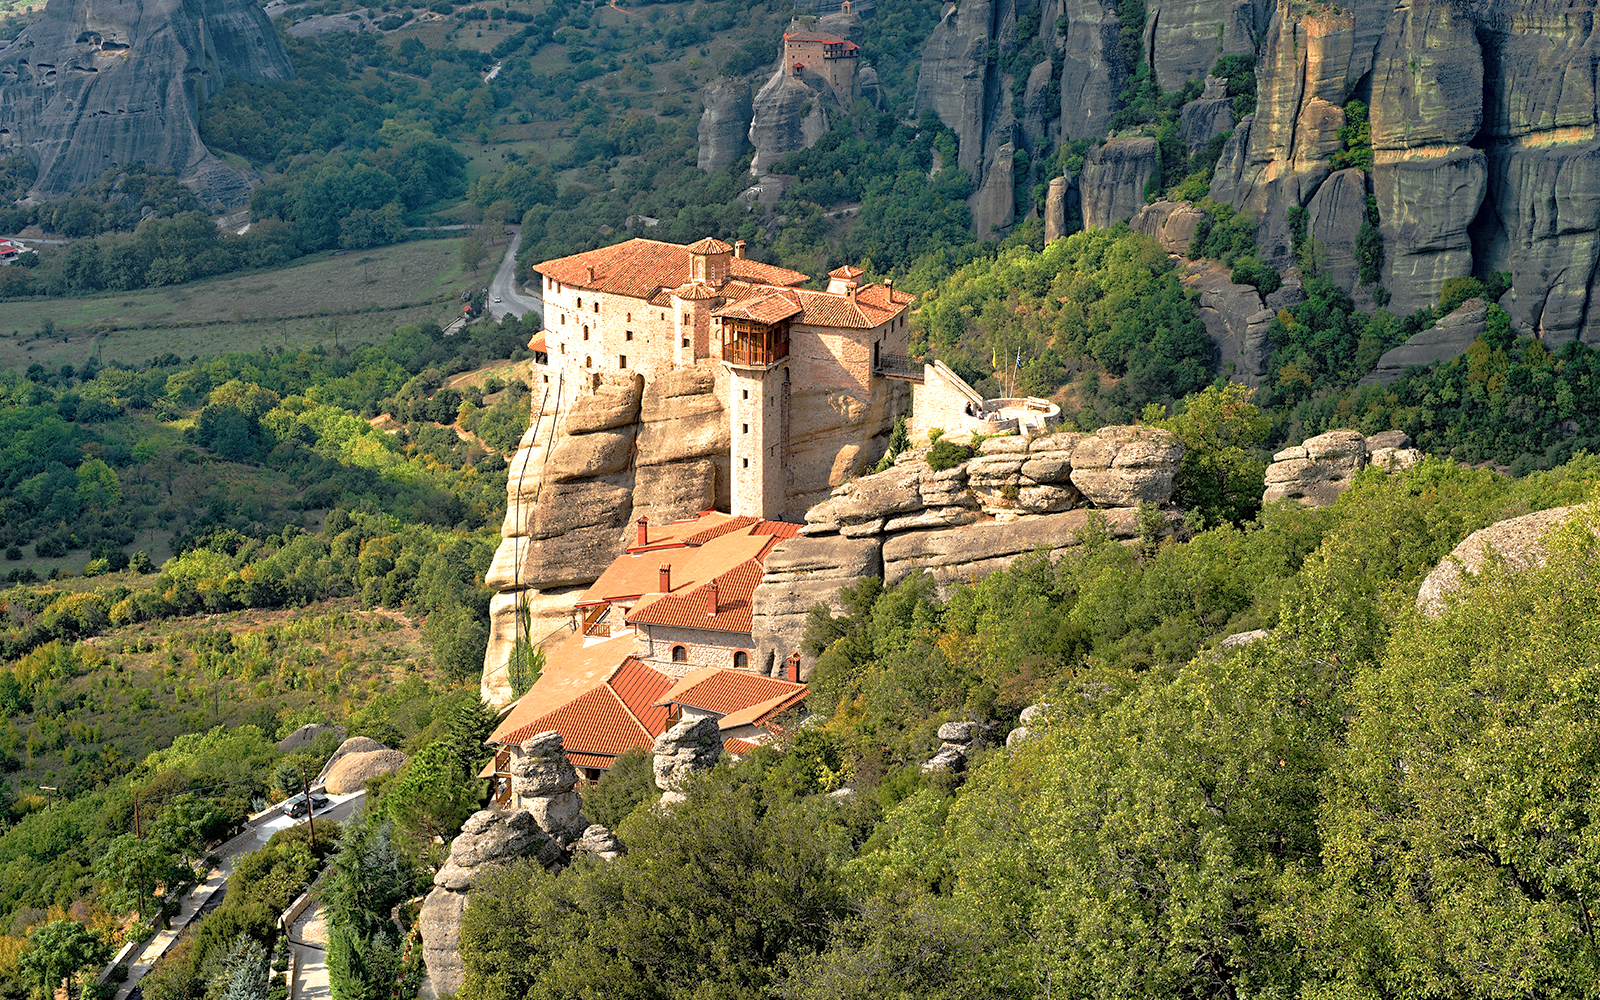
6, 0, 1600, 995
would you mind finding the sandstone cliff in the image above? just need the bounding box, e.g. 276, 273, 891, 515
0, 0, 292, 204
698, 78, 753, 173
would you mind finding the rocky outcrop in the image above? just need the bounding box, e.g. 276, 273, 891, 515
699, 78, 753, 173
482, 371, 728, 706
509, 731, 587, 835
1416, 505, 1587, 617
653, 716, 722, 806
750, 427, 1185, 676
1133, 200, 1209, 255
922, 719, 983, 774
314, 736, 407, 792
419, 733, 594, 994
574, 824, 625, 860
1081, 137, 1160, 229
1179, 96, 1236, 155
750, 68, 832, 174
1006, 701, 1051, 746
0, 0, 292, 204
972, 140, 1017, 237
1363, 299, 1488, 385
419, 809, 564, 995
1303, 167, 1369, 292
1262, 429, 1422, 507
1182, 258, 1270, 385
1056, 0, 1122, 140
1044, 173, 1073, 243
276, 723, 345, 753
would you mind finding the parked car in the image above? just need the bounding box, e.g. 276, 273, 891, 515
283, 792, 330, 818
493, 295, 502, 303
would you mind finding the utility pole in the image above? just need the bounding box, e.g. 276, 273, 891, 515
133, 798, 140, 838
300, 766, 315, 845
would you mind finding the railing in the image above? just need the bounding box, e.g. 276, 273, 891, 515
874, 353, 924, 380
581, 603, 612, 638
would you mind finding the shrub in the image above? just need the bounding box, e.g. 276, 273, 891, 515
927, 438, 974, 472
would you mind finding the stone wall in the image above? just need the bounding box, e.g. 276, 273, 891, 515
639, 624, 756, 676
749, 426, 1184, 678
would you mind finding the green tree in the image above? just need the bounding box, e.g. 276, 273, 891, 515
459, 233, 489, 272
95, 833, 201, 923
1143, 382, 1271, 526
18, 920, 109, 1000
207, 934, 269, 1000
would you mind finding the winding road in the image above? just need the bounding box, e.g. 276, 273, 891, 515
487, 226, 543, 322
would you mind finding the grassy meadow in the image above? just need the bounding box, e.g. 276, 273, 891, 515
0, 236, 493, 372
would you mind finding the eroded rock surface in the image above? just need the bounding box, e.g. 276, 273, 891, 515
1262, 429, 1422, 507
0, 0, 292, 203
653, 716, 723, 806
1416, 505, 1587, 617
1364, 299, 1488, 385
699, 78, 753, 173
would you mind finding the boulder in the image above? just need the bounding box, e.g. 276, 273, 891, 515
652, 716, 723, 805
1132, 200, 1210, 254
1219, 628, 1270, 649
1081, 138, 1160, 229
573, 824, 625, 861
1005, 727, 1033, 747
323, 749, 407, 794
1182, 259, 1270, 384
1416, 505, 1585, 617
1068, 425, 1184, 507
1262, 429, 1368, 507
276, 723, 345, 753
921, 744, 967, 774
1364, 299, 1489, 385
510, 732, 584, 836
937, 720, 982, 744
808, 462, 924, 528
1019, 703, 1051, 725
314, 736, 386, 785
698, 77, 753, 173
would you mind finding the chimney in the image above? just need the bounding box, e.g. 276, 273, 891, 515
787, 651, 802, 683
846, 280, 858, 303
734, 240, 747, 259
636, 516, 649, 547
883, 276, 894, 300
585, 264, 596, 283
659, 564, 671, 592
705, 579, 718, 616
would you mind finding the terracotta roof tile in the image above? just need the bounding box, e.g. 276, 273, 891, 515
686, 237, 733, 254
488, 633, 644, 743
723, 737, 764, 755
491, 656, 674, 759
627, 558, 766, 634
719, 687, 807, 729
566, 751, 618, 769
654, 668, 807, 717
715, 290, 804, 324
535, 239, 808, 300
828, 264, 866, 279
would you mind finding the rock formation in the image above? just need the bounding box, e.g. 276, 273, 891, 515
480, 370, 728, 705
923, 719, 983, 773
276, 723, 345, 753
750, 427, 1185, 678
1132, 200, 1209, 255
1181, 258, 1271, 385
749, 66, 833, 174
1044, 174, 1072, 243
1262, 429, 1421, 507
418, 732, 594, 995
652, 716, 722, 806
699, 78, 754, 172
1080, 137, 1159, 229
1416, 505, 1587, 618
574, 824, 625, 860
1363, 299, 1489, 385
0, 0, 292, 204
1006, 702, 1050, 746
418, 809, 562, 995
314, 735, 406, 793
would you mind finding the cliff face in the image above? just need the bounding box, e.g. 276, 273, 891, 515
698, 78, 753, 173
0, 0, 292, 204
902, 0, 1600, 349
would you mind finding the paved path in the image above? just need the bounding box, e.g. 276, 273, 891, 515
488, 226, 544, 322
290, 902, 332, 1000
110, 792, 365, 1000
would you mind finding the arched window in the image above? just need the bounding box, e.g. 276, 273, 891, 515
585, 356, 592, 368
671, 645, 687, 662
733, 651, 748, 669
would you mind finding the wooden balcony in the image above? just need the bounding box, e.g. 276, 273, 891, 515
721, 319, 790, 369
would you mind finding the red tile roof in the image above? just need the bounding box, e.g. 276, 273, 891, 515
489, 650, 673, 766
654, 667, 807, 720
535, 239, 809, 300
724, 737, 764, 756
627, 557, 767, 634
714, 284, 910, 330
685, 237, 732, 254
828, 264, 865, 279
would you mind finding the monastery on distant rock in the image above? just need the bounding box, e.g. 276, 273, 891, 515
531, 236, 915, 521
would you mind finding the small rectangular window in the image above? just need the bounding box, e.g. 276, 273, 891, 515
619, 355, 627, 368
742, 389, 749, 400
742, 458, 749, 468
742, 423, 749, 434
626, 330, 634, 341
594, 302, 600, 313
682, 337, 690, 348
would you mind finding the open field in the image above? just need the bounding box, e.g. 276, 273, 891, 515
0, 237, 484, 371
